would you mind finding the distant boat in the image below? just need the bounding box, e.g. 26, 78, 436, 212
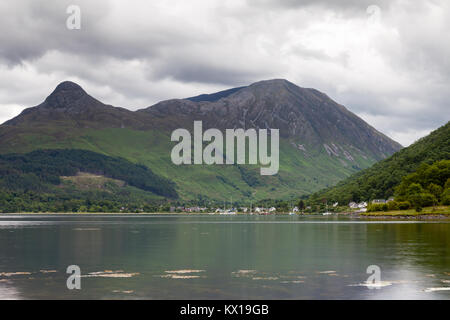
289, 211, 296, 215
220, 197, 236, 214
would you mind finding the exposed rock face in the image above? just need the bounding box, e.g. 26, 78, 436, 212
43, 81, 93, 110
143, 79, 402, 160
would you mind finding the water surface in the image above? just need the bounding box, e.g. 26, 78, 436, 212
1, 214, 450, 299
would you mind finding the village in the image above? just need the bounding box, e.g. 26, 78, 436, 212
167, 197, 396, 215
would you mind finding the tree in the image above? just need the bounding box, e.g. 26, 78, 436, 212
442, 189, 450, 205
428, 183, 443, 201
298, 200, 305, 211
407, 183, 423, 195
445, 178, 450, 190
409, 193, 437, 210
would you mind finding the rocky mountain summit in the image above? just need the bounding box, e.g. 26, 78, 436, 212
143, 79, 401, 160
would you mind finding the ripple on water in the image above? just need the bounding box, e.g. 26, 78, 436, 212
156, 269, 206, 279
82, 270, 139, 278
231, 270, 257, 277
112, 290, 134, 294
348, 281, 393, 288
252, 277, 279, 281
424, 287, 450, 293
164, 270, 205, 274
160, 274, 203, 279
0, 272, 32, 277
280, 280, 304, 284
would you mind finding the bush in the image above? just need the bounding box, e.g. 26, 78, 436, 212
442, 189, 450, 205
367, 204, 376, 212
397, 201, 411, 210
407, 183, 424, 195
445, 179, 450, 190
408, 192, 437, 209
368, 201, 411, 212
387, 201, 399, 211
428, 183, 443, 201
421, 193, 438, 207
367, 203, 385, 212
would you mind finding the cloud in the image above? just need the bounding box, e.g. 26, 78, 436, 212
247, 0, 393, 11
0, 0, 448, 146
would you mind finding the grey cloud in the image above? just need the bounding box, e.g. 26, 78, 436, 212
149, 52, 279, 86
0, 0, 203, 64
246, 0, 393, 13
0, 0, 448, 146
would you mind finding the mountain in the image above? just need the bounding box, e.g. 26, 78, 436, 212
310, 121, 450, 204
0, 79, 402, 203
143, 79, 400, 160
4, 81, 148, 129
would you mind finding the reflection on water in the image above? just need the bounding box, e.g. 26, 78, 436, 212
1, 214, 450, 299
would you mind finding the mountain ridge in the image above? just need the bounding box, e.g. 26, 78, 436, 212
141, 79, 401, 158
2, 79, 402, 156
3, 80, 148, 129
0, 79, 403, 201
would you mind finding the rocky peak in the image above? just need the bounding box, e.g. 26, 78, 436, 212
43, 81, 98, 110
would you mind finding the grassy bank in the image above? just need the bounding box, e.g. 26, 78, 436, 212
361, 206, 450, 217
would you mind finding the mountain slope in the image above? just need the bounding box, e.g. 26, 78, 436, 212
0, 149, 179, 213
310, 121, 450, 204
0, 79, 402, 202
143, 79, 401, 160
186, 86, 247, 102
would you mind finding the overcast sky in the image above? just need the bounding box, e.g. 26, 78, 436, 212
0, 0, 449, 146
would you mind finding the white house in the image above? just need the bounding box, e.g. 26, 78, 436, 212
358, 202, 367, 208
269, 207, 276, 212
349, 202, 358, 209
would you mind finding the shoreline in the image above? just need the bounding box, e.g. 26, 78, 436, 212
357, 214, 450, 220
0, 212, 199, 215
1, 211, 450, 220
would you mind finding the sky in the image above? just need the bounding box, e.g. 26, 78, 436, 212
0, 0, 448, 146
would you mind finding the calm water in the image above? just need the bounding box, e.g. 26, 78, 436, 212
1, 214, 450, 299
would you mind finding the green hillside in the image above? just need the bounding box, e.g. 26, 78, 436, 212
0, 149, 178, 212
0, 126, 369, 202
310, 121, 450, 205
